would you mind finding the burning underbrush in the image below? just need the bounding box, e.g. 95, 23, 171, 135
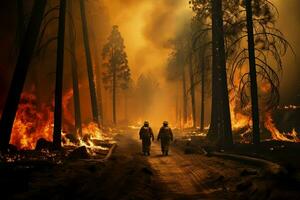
2, 91, 116, 164
178, 103, 300, 145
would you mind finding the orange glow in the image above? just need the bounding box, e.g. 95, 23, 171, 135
10, 91, 112, 150
264, 112, 300, 142
183, 114, 194, 129
11, 92, 53, 149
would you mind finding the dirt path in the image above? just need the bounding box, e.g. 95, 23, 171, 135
7, 131, 299, 200
111, 132, 258, 200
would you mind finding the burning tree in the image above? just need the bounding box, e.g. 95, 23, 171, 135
0, 0, 47, 151
53, 0, 67, 150
228, 0, 293, 143
190, 0, 294, 145
102, 25, 131, 125
191, 0, 234, 146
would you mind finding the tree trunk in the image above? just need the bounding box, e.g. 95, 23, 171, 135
90, 25, 104, 126
124, 90, 128, 122
188, 55, 196, 128
79, 0, 100, 126
182, 64, 188, 125
176, 79, 179, 127
0, 0, 47, 151
16, 0, 25, 47
245, 0, 260, 144
208, 0, 221, 139
200, 58, 205, 131
209, 0, 233, 147
53, 0, 66, 150
112, 65, 117, 125
68, 0, 82, 137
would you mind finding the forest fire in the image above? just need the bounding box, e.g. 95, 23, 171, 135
10, 92, 53, 149
264, 112, 300, 142
10, 91, 112, 150
183, 115, 194, 129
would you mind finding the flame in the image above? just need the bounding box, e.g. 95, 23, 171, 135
229, 91, 252, 131
11, 92, 53, 149
264, 112, 300, 142
183, 114, 194, 129
62, 122, 112, 153
62, 88, 75, 130
10, 90, 113, 150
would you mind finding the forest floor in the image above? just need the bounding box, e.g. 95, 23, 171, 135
1, 130, 300, 200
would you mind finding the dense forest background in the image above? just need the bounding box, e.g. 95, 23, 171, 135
0, 0, 299, 128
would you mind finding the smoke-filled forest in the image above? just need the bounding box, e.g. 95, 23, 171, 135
0, 0, 300, 199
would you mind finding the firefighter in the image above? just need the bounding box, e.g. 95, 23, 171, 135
157, 121, 173, 156
139, 121, 154, 156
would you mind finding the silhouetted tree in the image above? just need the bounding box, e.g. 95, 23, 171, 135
167, 39, 188, 126
53, 0, 66, 149
68, 0, 82, 136
102, 25, 131, 125
191, 18, 211, 131
0, 0, 47, 151
16, 0, 25, 47
90, 26, 104, 126
191, 0, 233, 145
228, 0, 292, 144
80, 0, 100, 126
245, 0, 260, 144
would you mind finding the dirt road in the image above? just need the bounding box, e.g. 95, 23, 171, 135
7, 131, 299, 200
102, 132, 261, 200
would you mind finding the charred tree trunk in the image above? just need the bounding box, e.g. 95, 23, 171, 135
209, 0, 233, 146
79, 0, 100, 126
16, 0, 25, 47
182, 64, 188, 125
68, 0, 82, 136
112, 64, 117, 125
53, 0, 66, 150
208, 0, 221, 139
245, 0, 260, 144
90, 26, 103, 126
0, 0, 47, 151
200, 58, 205, 131
176, 79, 179, 127
188, 55, 196, 128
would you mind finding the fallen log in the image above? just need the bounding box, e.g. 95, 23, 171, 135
209, 151, 287, 176
103, 143, 117, 161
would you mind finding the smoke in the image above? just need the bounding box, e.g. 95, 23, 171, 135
98, 0, 192, 126
273, 0, 300, 105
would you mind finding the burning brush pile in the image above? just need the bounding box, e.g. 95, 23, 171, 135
230, 99, 300, 143
1, 92, 115, 164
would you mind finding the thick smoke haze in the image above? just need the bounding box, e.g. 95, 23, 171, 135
273, 0, 300, 105
97, 0, 192, 127
0, 0, 299, 129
